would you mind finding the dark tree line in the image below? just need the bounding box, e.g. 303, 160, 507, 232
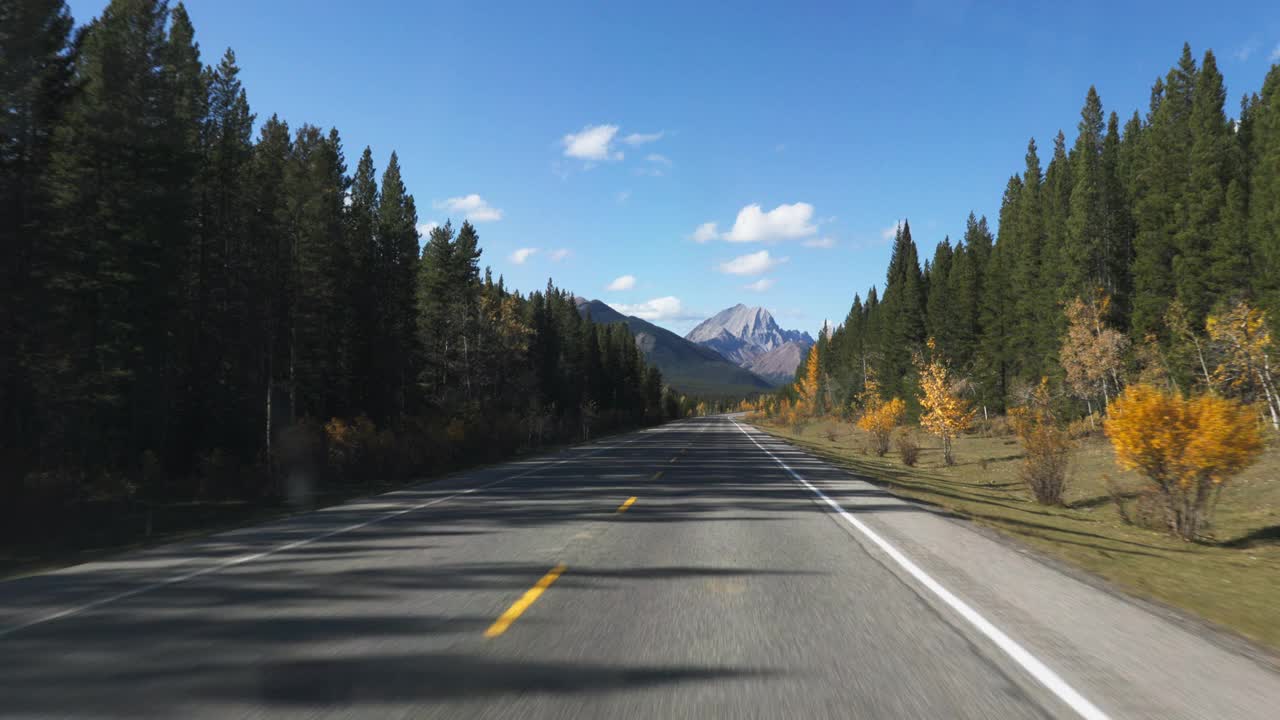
820, 44, 1280, 418
0, 0, 677, 538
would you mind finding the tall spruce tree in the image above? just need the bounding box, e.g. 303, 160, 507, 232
1132, 45, 1196, 337
0, 0, 76, 473
1174, 50, 1233, 325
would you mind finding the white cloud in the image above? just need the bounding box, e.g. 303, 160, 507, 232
606, 274, 637, 291
437, 194, 504, 222
614, 296, 696, 322
623, 131, 664, 145
562, 124, 623, 162
549, 248, 571, 262
1234, 42, 1257, 61
634, 166, 665, 177
774, 143, 786, 153
803, 237, 836, 248
717, 250, 787, 276
646, 153, 672, 166
744, 278, 776, 292
691, 222, 719, 243
724, 202, 817, 242
616, 190, 631, 203
881, 221, 902, 241
417, 221, 439, 237
1272, 44, 1280, 62
509, 247, 538, 264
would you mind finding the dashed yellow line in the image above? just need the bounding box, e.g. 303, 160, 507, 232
484, 564, 567, 638
617, 496, 638, 513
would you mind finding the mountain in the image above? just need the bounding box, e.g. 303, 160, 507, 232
576, 299, 774, 397
744, 342, 811, 385
685, 304, 814, 384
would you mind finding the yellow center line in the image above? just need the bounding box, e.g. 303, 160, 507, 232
617, 496, 638, 513
484, 563, 567, 638
650, 470, 664, 481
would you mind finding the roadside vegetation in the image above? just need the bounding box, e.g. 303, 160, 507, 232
1, 1, 701, 570
753, 419, 1280, 651
745, 42, 1280, 650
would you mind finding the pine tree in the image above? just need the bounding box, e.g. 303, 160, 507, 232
1248, 65, 1280, 335
1101, 111, 1135, 324
286, 125, 350, 419
925, 236, 954, 354
877, 221, 926, 401
345, 147, 379, 416
374, 151, 420, 418
0, 0, 76, 473
44, 0, 193, 469
1132, 45, 1196, 337
1174, 49, 1232, 325
1065, 87, 1106, 303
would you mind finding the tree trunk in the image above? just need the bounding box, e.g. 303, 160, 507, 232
1258, 352, 1280, 432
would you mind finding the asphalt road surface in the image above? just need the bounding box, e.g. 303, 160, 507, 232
2, 416, 1278, 719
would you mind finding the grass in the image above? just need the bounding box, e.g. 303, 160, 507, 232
754, 417, 1280, 653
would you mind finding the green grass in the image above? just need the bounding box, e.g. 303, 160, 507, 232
755, 418, 1280, 652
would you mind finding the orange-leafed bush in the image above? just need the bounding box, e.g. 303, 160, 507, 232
1105, 384, 1263, 539
1010, 379, 1072, 505
917, 339, 976, 466
858, 397, 906, 456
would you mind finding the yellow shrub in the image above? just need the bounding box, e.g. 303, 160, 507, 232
1105, 384, 1263, 539
858, 397, 905, 456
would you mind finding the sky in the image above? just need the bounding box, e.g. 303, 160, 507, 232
68, 0, 1280, 335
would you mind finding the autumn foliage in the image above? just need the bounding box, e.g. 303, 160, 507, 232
917, 339, 975, 465
1060, 292, 1128, 424
855, 370, 905, 456
1207, 301, 1280, 432
1105, 384, 1263, 539
797, 344, 823, 417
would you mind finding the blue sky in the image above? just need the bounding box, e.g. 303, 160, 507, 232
69, 0, 1280, 335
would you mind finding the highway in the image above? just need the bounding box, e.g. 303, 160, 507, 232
1, 416, 1278, 718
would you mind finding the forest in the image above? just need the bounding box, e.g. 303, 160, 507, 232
771, 43, 1279, 433
0, 0, 683, 546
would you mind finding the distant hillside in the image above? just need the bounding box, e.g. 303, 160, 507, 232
685, 304, 813, 384
576, 299, 774, 397
744, 342, 810, 385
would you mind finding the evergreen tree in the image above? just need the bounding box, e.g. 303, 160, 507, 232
345, 147, 379, 416
43, 0, 192, 470
1250, 65, 1280, 334
1132, 45, 1196, 337
374, 151, 420, 418
1174, 49, 1232, 325
0, 0, 76, 473
925, 236, 954, 354
877, 221, 925, 401
1101, 110, 1135, 324
1065, 87, 1106, 302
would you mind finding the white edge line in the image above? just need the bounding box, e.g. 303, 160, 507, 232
0, 427, 658, 639
729, 418, 1111, 720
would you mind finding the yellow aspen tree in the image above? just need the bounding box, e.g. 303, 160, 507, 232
797, 344, 822, 417
1206, 301, 1280, 432
916, 338, 976, 465
1060, 291, 1128, 426
1106, 384, 1263, 539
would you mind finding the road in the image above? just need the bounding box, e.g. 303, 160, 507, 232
2, 416, 1278, 718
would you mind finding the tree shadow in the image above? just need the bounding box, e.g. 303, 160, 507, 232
1219, 525, 1280, 549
